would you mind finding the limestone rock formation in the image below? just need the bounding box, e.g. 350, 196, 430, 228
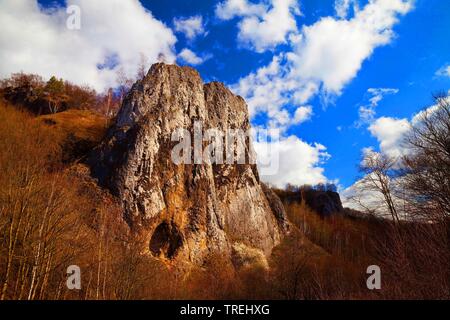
90, 63, 288, 265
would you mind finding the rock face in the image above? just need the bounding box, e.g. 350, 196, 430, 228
303, 190, 344, 217
90, 63, 288, 265
279, 189, 344, 217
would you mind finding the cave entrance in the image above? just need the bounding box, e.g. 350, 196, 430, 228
149, 222, 183, 259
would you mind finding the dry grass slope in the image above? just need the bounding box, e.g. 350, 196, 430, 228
38, 109, 108, 143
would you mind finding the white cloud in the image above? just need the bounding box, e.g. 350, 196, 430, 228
334, 0, 359, 19
232, 0, 412, 134
435, 64, 450, 78
341, 173, 403, 214
290, 0, 413, 95
215, 0, 267, 20
232, 54, 318, 133
411, 95, 450, 124
341, 146, 414, 217
358, 105, 377, 126
342, 95, 450, 212
177, 48, 205, 65
341, 146, 409, 213
232, 0, 413, 132
216, 0, 301, 52
412, 105, 438, 125
367, 88, 399, 105
341, 177, 374, 210
173, 15, 205, 40
366, 96, 450, 162
346, 96, 449, 207
293, 105, 313, 124
255, 135, 330, 188
357, 87, 399, 126
231, 1, 413, 187
368, 116, 410, 158
0, 0, 177, 92
368, 95, 450, 160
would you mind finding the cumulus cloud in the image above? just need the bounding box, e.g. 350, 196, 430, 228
368, 117, 410, 158
230, 1, 413, 187
177, 48, 205, 65
367, 96, 449, 160
173, 15, 205, 40
364, 96, 450, 164
290, 0, 413, 95
0, 0, 177, 92
233, 0, 413, 131
232, 54, 318, 132
254, 135, 330, 188
215, 0, 301, 52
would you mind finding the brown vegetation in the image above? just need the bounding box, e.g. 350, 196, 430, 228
38, 109, 110, 163
0, 101, 171, 300
0, 92, 448, 300
0, 73, 121, 117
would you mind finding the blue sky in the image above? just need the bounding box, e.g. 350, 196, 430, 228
2, 0, 450, 191
145, 0, 450, 188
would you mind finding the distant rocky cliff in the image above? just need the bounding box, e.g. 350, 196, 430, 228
89, 63, 289, 266
303, 190, 344, 217
276, 188, 344, 217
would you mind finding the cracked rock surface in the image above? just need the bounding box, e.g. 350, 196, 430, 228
90, 63, 289, 265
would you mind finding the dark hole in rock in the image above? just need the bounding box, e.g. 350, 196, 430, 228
149, 222, 183, 259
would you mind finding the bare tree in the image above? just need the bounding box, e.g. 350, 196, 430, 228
157, 52, 167, 63
354, 151, 401, 223
115, 67, 133, 104
270, 230, 320, 300
402, 93, 450, 221
136, 53, 149, 80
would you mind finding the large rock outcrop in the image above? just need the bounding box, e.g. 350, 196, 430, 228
277, 188, 344, 217
303, 190, 344, 217
90, 63, 288, 265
